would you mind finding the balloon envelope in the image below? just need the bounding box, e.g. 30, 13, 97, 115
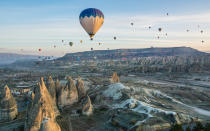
79, 8, 104, 38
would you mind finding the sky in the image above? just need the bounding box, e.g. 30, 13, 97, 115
0, 0, 210, 56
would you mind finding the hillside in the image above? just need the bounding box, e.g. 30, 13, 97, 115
58, 47, 209, 61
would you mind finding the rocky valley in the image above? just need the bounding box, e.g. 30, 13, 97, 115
0, 47, 210, 131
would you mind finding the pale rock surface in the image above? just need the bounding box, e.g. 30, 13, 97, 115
40, 118, 61, 131
82, 95, 93, 116
0, 85, 18, 122
57, 77, 78, 109
46, 76, 56, 103
25, 77, 60, 131
110, 72, 120, 83
76, 76, 86, 99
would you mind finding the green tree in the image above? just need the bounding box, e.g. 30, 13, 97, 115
204, 123, 210, 131
186, 126, 191, 131
192, 122, 204, 131
169, 124, 184, 131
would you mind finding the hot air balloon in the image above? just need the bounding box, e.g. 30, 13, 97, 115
158, 28, 162, 32
80, 40, 83, 43
79, 8, 104, 40
114, 36, 117, 40
69, 42, 73, 47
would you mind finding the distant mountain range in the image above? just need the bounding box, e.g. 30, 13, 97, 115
0, 53, 39, 65
58, 47, 209, 61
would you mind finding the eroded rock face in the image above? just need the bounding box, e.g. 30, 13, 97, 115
46, 76, 56, 102
76, 76, 86, 99
110, 72, 120, 83
0, 85, 18, 122
40, 118, 61, 131
25, 77, 60, 131
55, 79, 61, 95
57, 77, 78, 109
82, 95, 93, 116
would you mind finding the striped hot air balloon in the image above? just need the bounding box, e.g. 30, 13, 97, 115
79, 8, 104, 40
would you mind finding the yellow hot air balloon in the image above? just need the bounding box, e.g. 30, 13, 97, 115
79, 8, 104, 40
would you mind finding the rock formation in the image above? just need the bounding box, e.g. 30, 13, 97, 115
57, 77, 78, 109
46, 76, 56, 102
55, 79, 61, 94
40, 118, 61, 131
25, 77, 60, 131
82, 95, 93, 116
0, 85, 18, 122
76, 76, 86, 99
110, 72, 120, 83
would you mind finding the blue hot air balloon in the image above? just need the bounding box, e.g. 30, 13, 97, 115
79, 8, 104, 40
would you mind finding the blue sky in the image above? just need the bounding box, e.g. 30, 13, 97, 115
0, 0, 210, 56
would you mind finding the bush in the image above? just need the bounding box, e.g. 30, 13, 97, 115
169, 124, 184, 131
186, 126, 191, 131
192, 122, 204, 131
204, 123, 210, 131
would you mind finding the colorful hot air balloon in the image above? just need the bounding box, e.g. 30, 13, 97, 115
158, 28, 162, 32
69, 42, 73, 47
79, 8, 104, 40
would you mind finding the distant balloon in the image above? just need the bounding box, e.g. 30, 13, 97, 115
69, 42, 73, 47
80, 40, 83, 43
79, 8, 104, 40
114, 36, 117, 40
158, 28, 162, 32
